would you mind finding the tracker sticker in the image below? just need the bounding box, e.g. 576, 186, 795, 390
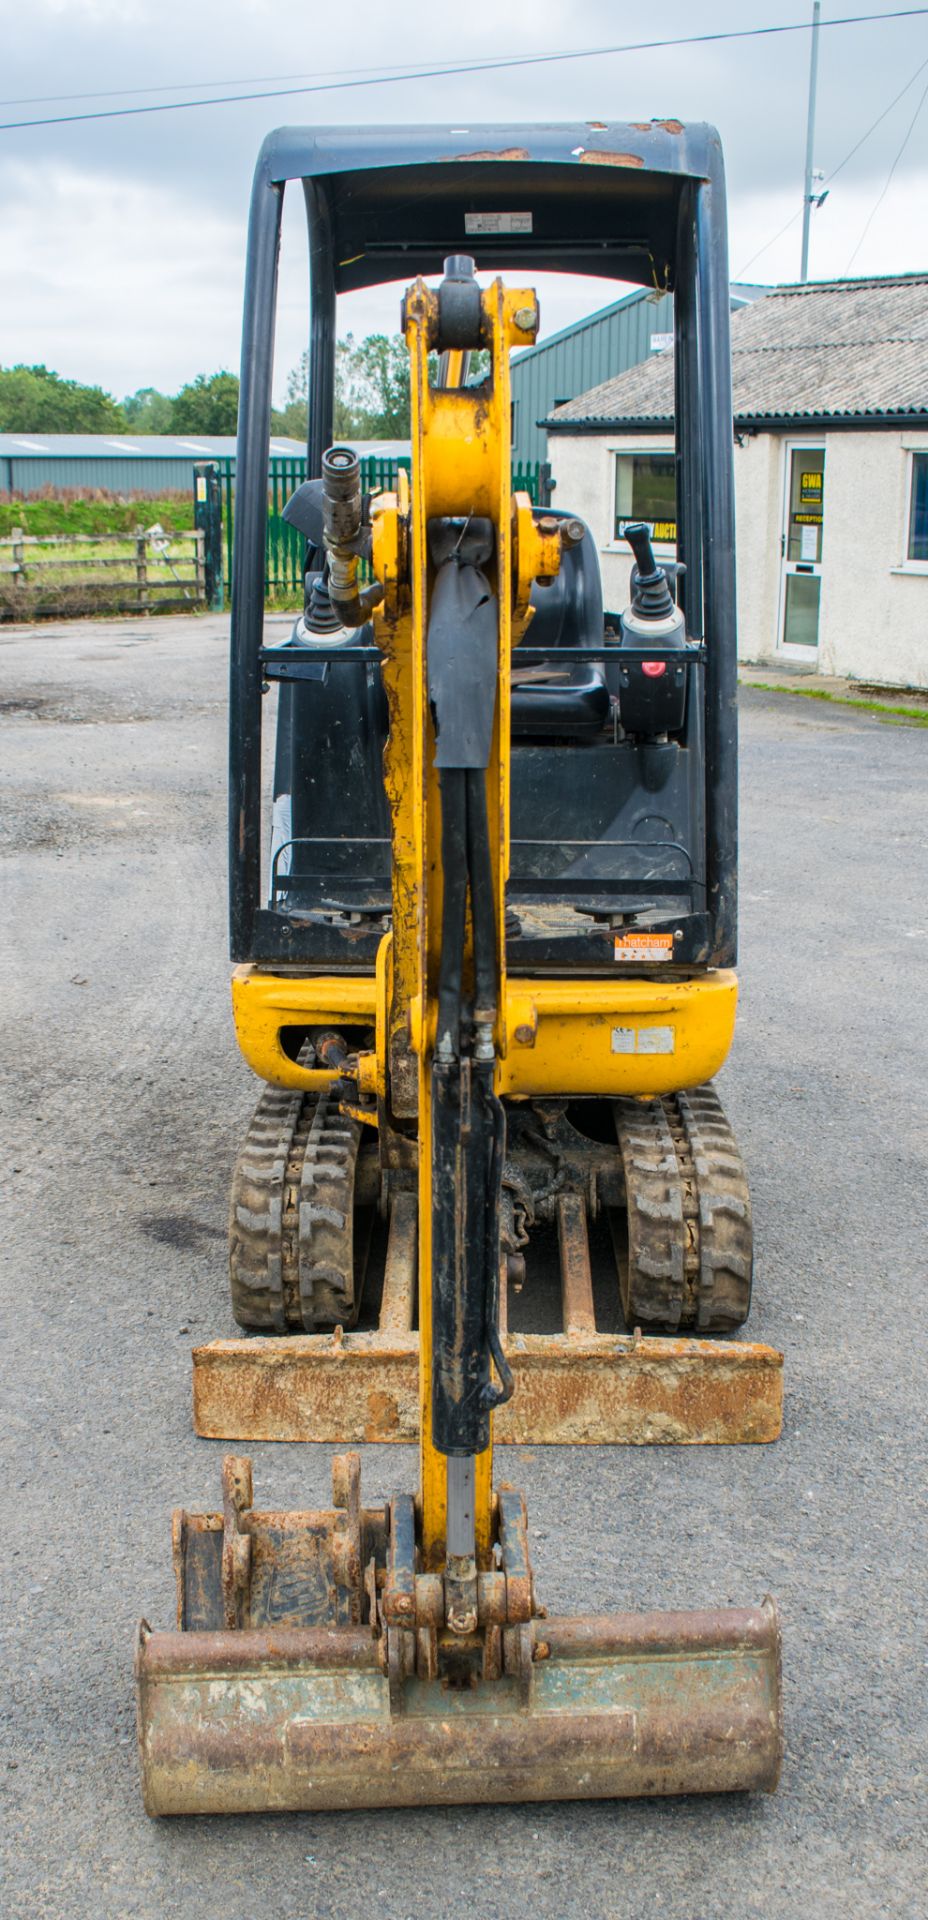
613, 932, 674, 962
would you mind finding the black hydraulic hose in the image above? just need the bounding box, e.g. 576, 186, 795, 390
437, 770, 468, 1056
464, 769, 497, 1016
480, 1073, 514, 1410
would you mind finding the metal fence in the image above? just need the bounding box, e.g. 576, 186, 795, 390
216, 455, 551, 597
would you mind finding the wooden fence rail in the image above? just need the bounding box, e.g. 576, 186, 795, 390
0, 526, 206, 617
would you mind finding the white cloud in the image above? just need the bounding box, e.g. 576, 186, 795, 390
1, 0, 928, 401
731, 169, 928, 287
0, 160, 245, 396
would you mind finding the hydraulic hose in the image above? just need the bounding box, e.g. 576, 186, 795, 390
436, 771, 468, 1058
464, 769, 497, 1025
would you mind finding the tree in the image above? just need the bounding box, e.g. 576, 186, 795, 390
0, 364, 125, 432
338, 333, 412, 438
170, 371, 239, 435
122, 386, 174, 432
271, 346, 355, 439
275, 336, 493, 445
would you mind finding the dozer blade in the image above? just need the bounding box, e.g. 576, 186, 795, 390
136, 1456, 781, 1816
192, 1330, 783, 1446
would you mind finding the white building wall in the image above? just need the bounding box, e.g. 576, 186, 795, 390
820, 429, 928, 687
549, 431, 674, 614
549, 424, 928, 688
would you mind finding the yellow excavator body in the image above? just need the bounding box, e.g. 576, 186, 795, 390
136, 121, 784, 1815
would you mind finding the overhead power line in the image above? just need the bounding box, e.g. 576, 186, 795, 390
0, 56, 482, 113
2, 10, 928, 133
733, 45, 928, 277
846, 68, 928, 264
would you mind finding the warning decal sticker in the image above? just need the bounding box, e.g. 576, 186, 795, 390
611, 1025, 675, 1055
613, 932, 674, 963
464, 212, 533, 234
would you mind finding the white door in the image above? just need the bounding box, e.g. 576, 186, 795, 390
778, 445, 825, 657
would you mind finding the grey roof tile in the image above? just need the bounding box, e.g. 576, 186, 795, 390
547, 273, 928, 425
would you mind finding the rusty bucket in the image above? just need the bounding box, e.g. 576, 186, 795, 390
136, 1455, 782, 1816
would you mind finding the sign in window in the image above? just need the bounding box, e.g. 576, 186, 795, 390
908, 452, 928, 562
614, 452, 677, 546
787, 451, 825, 562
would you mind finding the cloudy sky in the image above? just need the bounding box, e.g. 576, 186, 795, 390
1, 0, 927, 405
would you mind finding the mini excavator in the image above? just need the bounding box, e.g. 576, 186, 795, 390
136, 123, 784, 1814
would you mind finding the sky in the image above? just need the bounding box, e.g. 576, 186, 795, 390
1, 0, 928, 406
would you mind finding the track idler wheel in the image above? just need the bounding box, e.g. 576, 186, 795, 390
614, 1084, 753, 1335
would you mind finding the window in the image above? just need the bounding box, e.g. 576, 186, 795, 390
907, 451, 928, 562
614, 452, 677, 546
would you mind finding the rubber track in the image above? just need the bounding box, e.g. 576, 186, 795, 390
228, 1083, 361, 1332
613, 1084, 753, 1334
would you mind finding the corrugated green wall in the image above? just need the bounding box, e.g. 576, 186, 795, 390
510, 289, 674, 466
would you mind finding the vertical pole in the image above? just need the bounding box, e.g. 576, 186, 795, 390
674, 183, 703, 638
223, 459, 234, 599
194, 463, 224, 610
11, 526, 25, 594
229, 155, 284, 963
696, 145, 738, 968
135, 526, 149, 610
303, 179, 336, 478
800, 1, 821, 283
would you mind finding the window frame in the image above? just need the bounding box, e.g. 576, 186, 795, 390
900, 447, 928, 573
606, 444, 678, 554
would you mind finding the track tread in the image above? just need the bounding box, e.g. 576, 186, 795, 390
229, 1077, 363, 1333
614, 1084, 753, 1334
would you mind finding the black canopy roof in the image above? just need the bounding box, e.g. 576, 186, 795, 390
257, 121, 722, 293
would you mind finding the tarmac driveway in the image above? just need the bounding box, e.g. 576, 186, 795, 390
1, 615, 925, 1920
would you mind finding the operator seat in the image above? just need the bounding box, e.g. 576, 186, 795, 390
513, 511, 609, 739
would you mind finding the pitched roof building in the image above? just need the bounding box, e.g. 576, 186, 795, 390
544, 274, 928, 688
547, 274, 928, 432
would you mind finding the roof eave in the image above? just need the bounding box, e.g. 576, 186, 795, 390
545, 414, 673, 432
546, 408, 928, 433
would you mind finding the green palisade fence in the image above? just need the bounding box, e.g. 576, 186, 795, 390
217, 455, 551, 597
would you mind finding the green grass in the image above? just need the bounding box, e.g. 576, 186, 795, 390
0, 528, 203, 621
741, 678, 928, 728
0, 494, 194, 539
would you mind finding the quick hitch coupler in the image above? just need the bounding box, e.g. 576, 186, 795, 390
320, 444, 383, 628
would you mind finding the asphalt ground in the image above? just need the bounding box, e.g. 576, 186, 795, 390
1, 615, 926, 1920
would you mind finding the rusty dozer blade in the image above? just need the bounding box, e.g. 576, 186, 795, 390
136, 1454, 782, 1816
